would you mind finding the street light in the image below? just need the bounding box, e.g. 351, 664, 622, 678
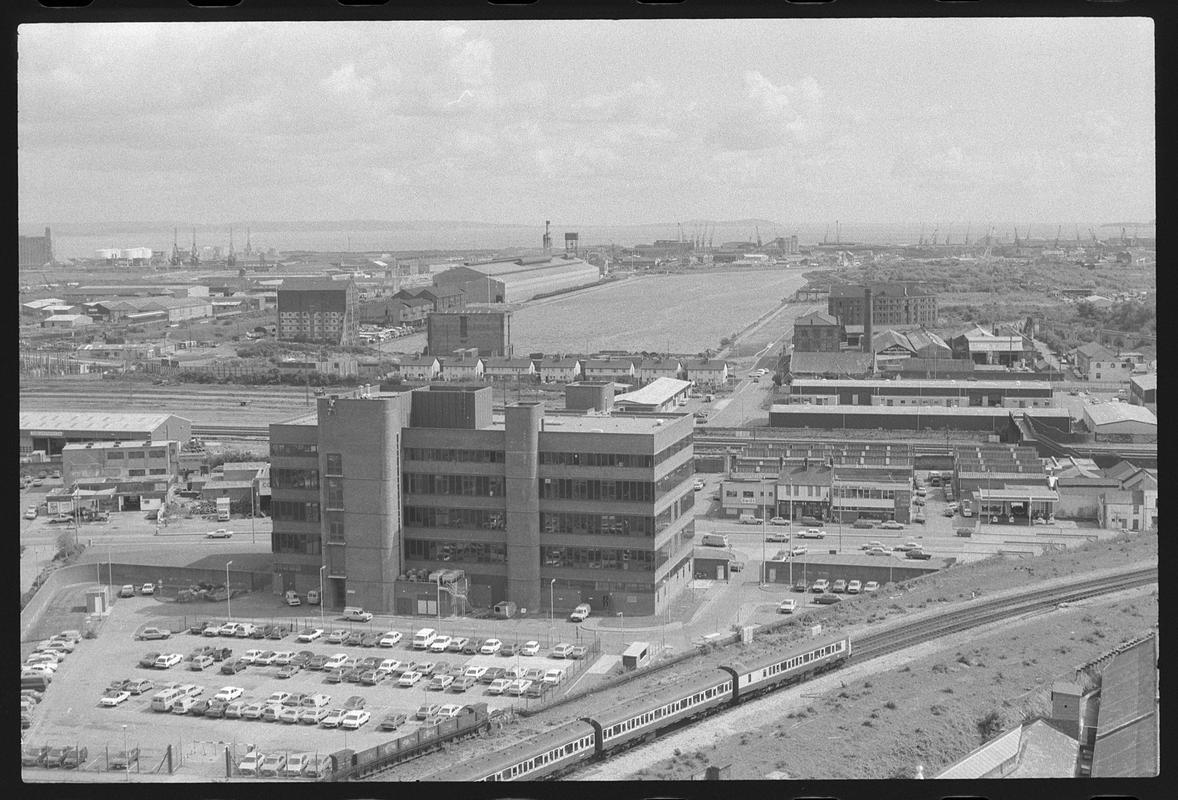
319, 565, 326, 632
549, 579, 556, 624
225, 560, 233, 621
121, 725, 129, 782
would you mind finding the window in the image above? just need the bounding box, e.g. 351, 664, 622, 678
325, 453, 343, 475
328, 520, 345, 543
106, 451, 124, 460
326, 477, 344, 509
128, 469, 145, 477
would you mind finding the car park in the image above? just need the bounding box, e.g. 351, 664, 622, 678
344, 632, 365, 647
379, 712, 408, 731
342, 709, 371, 729
24, 507, 38, 521
788, 545, 808, 557
398, 671, 422, 687
100, 689, 132, 707
359, 670, 383, 685
526, 681, 552, 698
274, 662, 302, 679
254, 650, 279, 666
235, 624, 258, 638
266, 625, 290, 641
847, 580, 862, 594
913, 513, 926, 524
378, 631, 402, 647
480, 638, 502, 655
520, 640, 541, 656
415, 660, 437, 676
138, 651, 164, 669
523, 667, 546, 682
296, 628, 324, 643
504, 666, 525, 680
435, 703, 464, 719
218, 622, 241, 637
464, 665, 488, 680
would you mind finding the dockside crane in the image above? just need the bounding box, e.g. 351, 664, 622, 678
169, 228, 182, 266
930, 225, 939, 247
188, 229, 200, 266
227, 228, 237, 269
707, 223, 714, 251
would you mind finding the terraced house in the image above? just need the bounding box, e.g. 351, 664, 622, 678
270, 385, 696, 617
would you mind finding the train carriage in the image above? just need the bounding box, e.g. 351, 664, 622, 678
427, 720, 597, 781
584, 671, 734, 754
722, 633, 851, 700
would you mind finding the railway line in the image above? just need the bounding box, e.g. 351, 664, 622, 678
357, 564, 1155, 782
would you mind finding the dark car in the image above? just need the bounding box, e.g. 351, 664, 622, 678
188, 621, 208, 635
188, 699, 211, 716
499, 642, 517, 657
291, 651, 315, 667
277, 663, 303, 679
462, 639, 483, 655
127, 678, 155, 695
905, 550, 933, 560
379, 712, 408, 732
108, 748, 140, 770
480, 666, 507, 684
60, 746, 89, 769
359, 670, 382, 685
307, 654, 330, 670
358, 656, 381, 670
22, 746, 48, 767
204, 699, 228, 718
526, 680, 552, 698
792, 581, 809, 593
345, 632, 365, 647
250, 626, 270, 640
324, 669, 347, 684
266, 625, 289, 641
344, 666, 366, 683
814, 594, 842, 605
343, 695, 366, 710
108, 678, 133, 692
139, 651, 162, 669
360, 632, 382, 648
220, 658, 248, 674
211, 647, 233, 662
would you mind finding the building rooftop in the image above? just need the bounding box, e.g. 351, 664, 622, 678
614, 378, 692, 407
20, 411, 187, 432
935, 726, 1023, 779
62, 440, 176, 451
788, 351, 874, 377
279, 277, 353, 292
1083, 402, 1157, 428
1091, 635, 1158, 778
829, 282, 933, 299
1076, 341, 1117, 360
794, 310, 840, 327
790, 377, 1052, 391
974, 486, 1060, 501
770, 404, 1071, 418
274, 411, 319, 427
220, 461, 270, 473
1129, 373, 1157, 391
201, 480, 256, 490
485, 410, 688, 436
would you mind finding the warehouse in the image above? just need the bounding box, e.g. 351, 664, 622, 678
20, 411, 192, 457
461, 255, 602, 303
1081, 402, 1157, 442
613, 377, 692, 412
785, 378, 1054, 408
768, 404, 1072, 433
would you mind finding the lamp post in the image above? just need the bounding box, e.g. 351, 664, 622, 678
549, 579, 556, 645
225, 560, 233, 621
122, 725, 130, 782
250, 483, 256, 545
319, 565, 326, 632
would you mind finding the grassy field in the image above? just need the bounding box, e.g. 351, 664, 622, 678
511, 270, 809, 354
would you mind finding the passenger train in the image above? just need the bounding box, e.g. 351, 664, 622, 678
425, 632, 851, 781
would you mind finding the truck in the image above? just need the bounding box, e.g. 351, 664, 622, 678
700, 533, 730, 548
216, 497, 231, 522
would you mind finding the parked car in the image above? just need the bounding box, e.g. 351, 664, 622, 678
237, 750, 266, 776
140, 583, 156, 595
486, 678, 511, 695
429, 635, 452, 653
379, 712, 408, 731
480, 667, 507, 684
814, 594, 842, 605
811, 579, 830, 593
543, 668, 565, 686
378, 631, 402, 647
126, 678, 155, 695
224, 700, 249, 719
832, 579, 847, 593
913, 513, 926, 524
283, 753, 312, 777
847, 580, 862, 594
520, 641, 541, 656
777, 598, 798, 614
213, 686, 244, 702
296, 628, 324, 643
415, 702, 441, 720
879, 520, 904, 530
119, 585, 136, 598
299, 706, 330, 724
551, 643, 575, 658
428, 674, 455, 691
852, 519, 875, 529
499, 642, 517, 657
906, 550, 933, 560
447, 636, 470, 653
398, 671, 422, 687
204, 699, 228, 718
220, 659, 248, 674
60, 746, 89, 769
506, 679, 533, 696
342, 607, 373, 622
341, 709, 371, 730
139, 651, 162, 668
449, 675, 478, 693
277, 663, 302, 679
319, 708, 347, 728
188, 654, 214, 671
154, 653, 183, 669
100, 689, 132, 707
480, 638, 503, 655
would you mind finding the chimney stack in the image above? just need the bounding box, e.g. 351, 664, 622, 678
862, 285, 874, 355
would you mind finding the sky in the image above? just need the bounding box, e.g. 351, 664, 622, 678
17, 18, 1155, 226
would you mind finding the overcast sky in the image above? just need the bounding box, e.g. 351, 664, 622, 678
18, 18, 1155, 226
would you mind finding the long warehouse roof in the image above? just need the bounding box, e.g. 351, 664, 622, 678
20, 411, 187, 432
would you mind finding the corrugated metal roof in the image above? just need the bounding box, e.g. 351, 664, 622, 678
1005, 720, 1079, 778
1129, 373, 1156, 391
20, 411, 186, 433
1083, 402, 1157, 428
935, 725, 1023, 779
614, 377, 692, 406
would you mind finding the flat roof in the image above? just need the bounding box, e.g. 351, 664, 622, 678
273, 411, 319, 426
770, 405, 1070, 417
1083, 402, 1157, 427
486, 412, 687, 435
790, 378, 1052, 391
62, 440, 176, 450
614, 378, 692, 406
974, 486, 1059, 501
20, 411, 187, 433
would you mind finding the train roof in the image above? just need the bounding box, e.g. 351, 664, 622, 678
588, 669, 732, 728
724, 630, 852, 674
425, 718, 595, 781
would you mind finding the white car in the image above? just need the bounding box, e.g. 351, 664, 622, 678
24, 506, 38, 520
864, 581, 880, 593
485, 678, 511, 695
323, 653, 350, 670
519, 641, 540, 656
801, 528, 827, 539
100, 689, 132, 707
178, 684, 204, 697
341, 709, 371, 730
847, 580, 862, 594
777, 599, 798, 614
378, 631, 403, 647
378, 659, 401, 673
213, 686, 244, 702
429, 636, 452, 653
435, 704, 463, 719
506, 679, 532, 696
320, 708, 346, 728
769, 517, 790, 526
551, 643, 574, 659
140, 583, 155, 595
296, 628, 324, 643
479, 639, 502, 655
283, 753, 312, 777
238, 750, 265, 776
241, 649, 265, 665
543, 669, 564, 686
464, 665, 488, 680
272, 651, 296, 666
879, 520, 904, 530
398, 671, 422, 687
265, 691, 292, 705
206, 528, 233, 539
218, 623, 240, 637
154, 653, 183, 669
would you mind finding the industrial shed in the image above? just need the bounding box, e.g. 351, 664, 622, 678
768, 404, 1072, 433
1081, 402, 1157, 441
20, 411, 193, 457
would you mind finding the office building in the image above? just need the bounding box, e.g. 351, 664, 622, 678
269, 385, 697, 616
61, 440, 180, 487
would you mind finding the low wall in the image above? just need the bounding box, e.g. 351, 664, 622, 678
20, 563, 95, 643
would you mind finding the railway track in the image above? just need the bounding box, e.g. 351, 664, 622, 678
388, 564, 1154, 783
193, 424, 270, 439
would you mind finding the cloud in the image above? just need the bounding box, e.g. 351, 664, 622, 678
706, 71, 843, 152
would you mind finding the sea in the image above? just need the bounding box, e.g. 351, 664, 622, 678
25, 221, 1154, 262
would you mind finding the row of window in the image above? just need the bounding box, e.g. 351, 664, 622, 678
104, 449, 166, 460
604, 682, 731, 739
541, 451, 653, 469
403, 473, 506, 498
541, 512, 656, 537
404, 539, 507, 564
540, 478, 654, 503
272, 532, 322, 555
541, 546, 656, 572
272, 500, 321, 523
403, 506, 506, 531
271, 442, 318, 457
760, 639, 847, 679
272, 468, 319, 490
832, 487, 900, 499
404, 448, 506, 464
488, 737, 594, 781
